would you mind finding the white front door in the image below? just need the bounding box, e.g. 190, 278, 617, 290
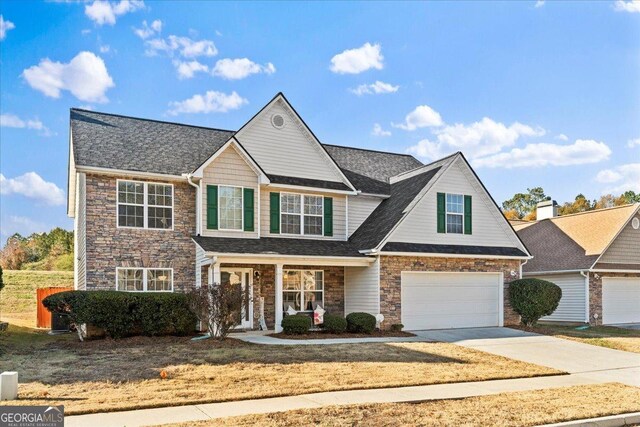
602, 277, 640, 324
221, 268, 253, 329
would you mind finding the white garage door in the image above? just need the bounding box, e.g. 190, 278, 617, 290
401, 272, 502, 330
602, 277, 640, 325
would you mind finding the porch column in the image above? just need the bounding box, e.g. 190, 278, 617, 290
212, 262, 221, 285
275, 263, 283, 333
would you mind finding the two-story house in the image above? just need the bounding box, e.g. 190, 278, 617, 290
68, 92, 531, 332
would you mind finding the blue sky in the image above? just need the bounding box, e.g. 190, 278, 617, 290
1, 0, 639, 239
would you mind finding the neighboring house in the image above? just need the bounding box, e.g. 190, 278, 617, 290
68, 92, 531, 332
515, 201, 640, 325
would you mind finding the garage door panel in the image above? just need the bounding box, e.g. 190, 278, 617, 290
401, 272, 501, 330
602, 277, 640, 325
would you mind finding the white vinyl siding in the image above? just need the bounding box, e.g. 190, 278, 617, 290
235, 99, 346, 183
344, 257, 380, 315
201, 144, 259, 238
599, 213, 640, 265
75, 173, 87, 290
602, 277, 640, 324
390, 158, 524, 250
260, 186, 347, 240
195, 244, 207, 287
533, 273, 588, 323
348, 195, 382, 237
401, 272, 502, 330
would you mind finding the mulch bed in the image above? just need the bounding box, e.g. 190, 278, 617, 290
268, 330, 416, 340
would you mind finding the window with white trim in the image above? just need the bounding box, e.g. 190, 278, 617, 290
280, 193, 323, 236
117, 268, 173, 292
117, 180, 173, 229
282, 270, 324, 312
446, 193, 464, 234
219, 186, 243, 230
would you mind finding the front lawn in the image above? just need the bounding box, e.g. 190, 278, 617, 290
172, 383, 640, 427
515, 324, 640, 354
0, 324, 561, 415
0, 270, 74, 327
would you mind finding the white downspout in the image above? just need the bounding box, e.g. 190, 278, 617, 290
580, 270, 589, 323
519, 258, 529, 279
184, 174, 200, 235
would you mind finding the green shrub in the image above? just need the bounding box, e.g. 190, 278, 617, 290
321, 314, 347, 333
43, 290, 197, 339
508, 278, 562, 326
281, 314, 311, 335
390, 323, 404, 332
52, 254, 74, 271
346, 312, 376, 334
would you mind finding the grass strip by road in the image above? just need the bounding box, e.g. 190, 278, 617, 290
515, 324, 640, 354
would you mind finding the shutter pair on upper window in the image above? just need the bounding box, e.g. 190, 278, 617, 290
437, 192, 472, 234
206, 185, 254, 232
269, 192, 333, 237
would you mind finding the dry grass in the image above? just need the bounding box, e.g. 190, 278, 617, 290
0, 324, 560, 415
173, 383, 640, 427
516, 324, 640, 354
0, 270, 74, 327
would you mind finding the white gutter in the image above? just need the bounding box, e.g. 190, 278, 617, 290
589, 268, 640, 273
519, 258, 529, 279
184, 174, 201, 235
266, 183, 357, 196
376, 251, 531, 260
76, 165, 185, 181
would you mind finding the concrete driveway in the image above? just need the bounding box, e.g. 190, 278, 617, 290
411, 327, 640, 387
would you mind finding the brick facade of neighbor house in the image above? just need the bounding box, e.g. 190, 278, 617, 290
85, 174, 197, 292
379, 256, 522, 328
588, 272, 640, 325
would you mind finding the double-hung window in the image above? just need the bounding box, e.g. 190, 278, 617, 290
280, 193, 323, 236
446, 193, 464, 234
117, 268, 173, 292
218, 186, 243, 230
282, 270, 324, 312
117, 180, 173, 230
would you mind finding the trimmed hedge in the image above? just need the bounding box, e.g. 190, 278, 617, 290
281, 314, 311, 334
346, 312, 376, 334
390, 323, 404, 332
508, 278, 562, 326
321, 314, 347, 333
42, 290, 197, 339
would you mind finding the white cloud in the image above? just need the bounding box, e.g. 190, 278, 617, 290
535, 0, 545, 8
350, 81, 399, 96
168, 90, 247, 115
0, 15, 15, 41
22, 51, 115, 103
145, 34, 217, 58
85, 0, 144, 26
393, 105, 443, 131
0, 114, 53, 136
555, 133, 569, 141
0, 172, 65, 205
371, 123, 391, 137
614, 0, 640, 13
211, 58, 275, 80
595, 163, 640, 193
627, 138, 640, 148
134, 19, 162, 39
330, 42, 384, 74
472, 139, 611, 169
173, 60, 209, 79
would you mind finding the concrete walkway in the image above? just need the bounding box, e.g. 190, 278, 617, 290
66, 373, 607, 427
229, 330, 430, 345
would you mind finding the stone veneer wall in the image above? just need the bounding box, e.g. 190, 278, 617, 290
85, 174, 196, 292
379, 256, 522, 328
588, 272, 640, 325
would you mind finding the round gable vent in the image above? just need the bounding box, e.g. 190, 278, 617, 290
632, 217, 639, 230
271, 114, 285, 129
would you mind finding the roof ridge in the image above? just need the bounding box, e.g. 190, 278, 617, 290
391, 151, 460, 181
70, 108, 236, 133
548, 203, 638, 220
322, 143, 421, 159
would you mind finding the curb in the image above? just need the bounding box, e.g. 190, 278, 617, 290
539, 412, 640, 427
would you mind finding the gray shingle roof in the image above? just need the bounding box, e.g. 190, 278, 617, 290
71, 109, 235, 176
382, 242, 527, 257
323, 144, 423, 194
349, 166, 442, 250
267, 174, 352, 191
517, 220, 599, 272
193, 236, 364, 257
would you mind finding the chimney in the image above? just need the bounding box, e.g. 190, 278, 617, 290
537, 200, 558, 220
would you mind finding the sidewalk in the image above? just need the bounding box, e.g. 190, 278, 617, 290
228, 330, 431, 345
65, 373, 607, 427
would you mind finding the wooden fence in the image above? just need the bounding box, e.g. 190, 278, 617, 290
36, 287, 73, 329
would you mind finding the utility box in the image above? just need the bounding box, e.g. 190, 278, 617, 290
0, 371, 18, 401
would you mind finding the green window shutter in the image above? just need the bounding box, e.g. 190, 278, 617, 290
437, 192, 446, 233
269, 192, 280, 234
243, 188, 254, 232
464, 195, 472, 235
206, 185, 218, 230
324, 197, 333, 237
